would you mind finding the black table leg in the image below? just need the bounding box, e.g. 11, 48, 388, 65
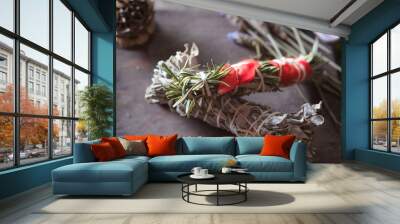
187, 184, 190, 202
181, 184, 183, 199
195, 184, 198, 192
245, 183, 247, 201
216, 184, 219, 206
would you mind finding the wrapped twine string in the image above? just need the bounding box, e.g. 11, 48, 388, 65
221, 56, 313, 97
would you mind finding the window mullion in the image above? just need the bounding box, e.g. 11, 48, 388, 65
88, 31, 91, 74
48, 0, 54, 160
388, 30, 391, 152
370, 45, 373, 149
13, 0, 20, 167
71, 10, 76, 155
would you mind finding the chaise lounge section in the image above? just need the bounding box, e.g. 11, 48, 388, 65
52, 141, 149, 196
52, 137, 306, 196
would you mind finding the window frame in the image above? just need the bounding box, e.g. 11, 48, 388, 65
0, 0, 92, 171
370, 21, 400, 154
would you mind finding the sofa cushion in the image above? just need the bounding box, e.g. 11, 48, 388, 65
147, 134, 178, 157
53, 158, 147, 183
91, 142, 118, 161
236, 155, 293, 172
179, 137, 235, 155
236, 137, 263, 155
101, 137, 127, 158
118, 138, 147, 156
149, 154, 235, 172
259, 135, 296, 159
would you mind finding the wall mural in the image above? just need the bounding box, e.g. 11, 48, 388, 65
116, 0, 342, 162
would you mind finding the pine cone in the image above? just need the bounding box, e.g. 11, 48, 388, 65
116, 0, 155, 48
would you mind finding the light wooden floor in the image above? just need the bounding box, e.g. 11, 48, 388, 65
1, 162, 400, 224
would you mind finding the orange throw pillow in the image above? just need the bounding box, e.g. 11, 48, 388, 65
146, 134, 178, 157
124, 135, 148, 141
91, 142, 117, 161
260, 135, 296, 159
101, 137, 127, 158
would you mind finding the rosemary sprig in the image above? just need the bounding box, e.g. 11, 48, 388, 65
163, 63, 230, 116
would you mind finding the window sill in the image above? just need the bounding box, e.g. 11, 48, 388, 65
355, 148, 400, 172
0, 156, 72, 176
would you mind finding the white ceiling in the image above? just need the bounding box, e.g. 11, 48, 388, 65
162, 0, 384, 37
226, 0, 353, 22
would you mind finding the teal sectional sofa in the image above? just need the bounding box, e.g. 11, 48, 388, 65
52, 137, 306, 196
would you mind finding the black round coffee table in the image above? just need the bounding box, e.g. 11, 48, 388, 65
177, 173, 255, 206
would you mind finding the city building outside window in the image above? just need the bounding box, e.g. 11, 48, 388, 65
35, 70, 40, 81
28, 66, 34, 79
0, 54, 7, 88
0, 71, 6, 85
0, 54, 7, 67
36, 83, 40, 95
28, 81, 34, 94
42, 85, 46, 97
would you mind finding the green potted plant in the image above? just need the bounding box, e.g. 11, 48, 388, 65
79, 84, 113, 140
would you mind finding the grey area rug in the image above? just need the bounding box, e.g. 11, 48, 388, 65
37, 183, 362, 214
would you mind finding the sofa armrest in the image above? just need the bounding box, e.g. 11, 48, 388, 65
289, 141, 307, 181
73, 140, 99, 163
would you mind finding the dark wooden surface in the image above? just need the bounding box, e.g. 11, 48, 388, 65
116, 1, 341, 162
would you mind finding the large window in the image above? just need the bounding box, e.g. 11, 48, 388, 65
0, 0, 14, 32
371, 23, 400, 153
0, 0, 91, 170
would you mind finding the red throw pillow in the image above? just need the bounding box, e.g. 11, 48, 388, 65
101, 137, 127, 158
146, 134, 178, 157
259, 135, 296, 159
91, 142, 117, 161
